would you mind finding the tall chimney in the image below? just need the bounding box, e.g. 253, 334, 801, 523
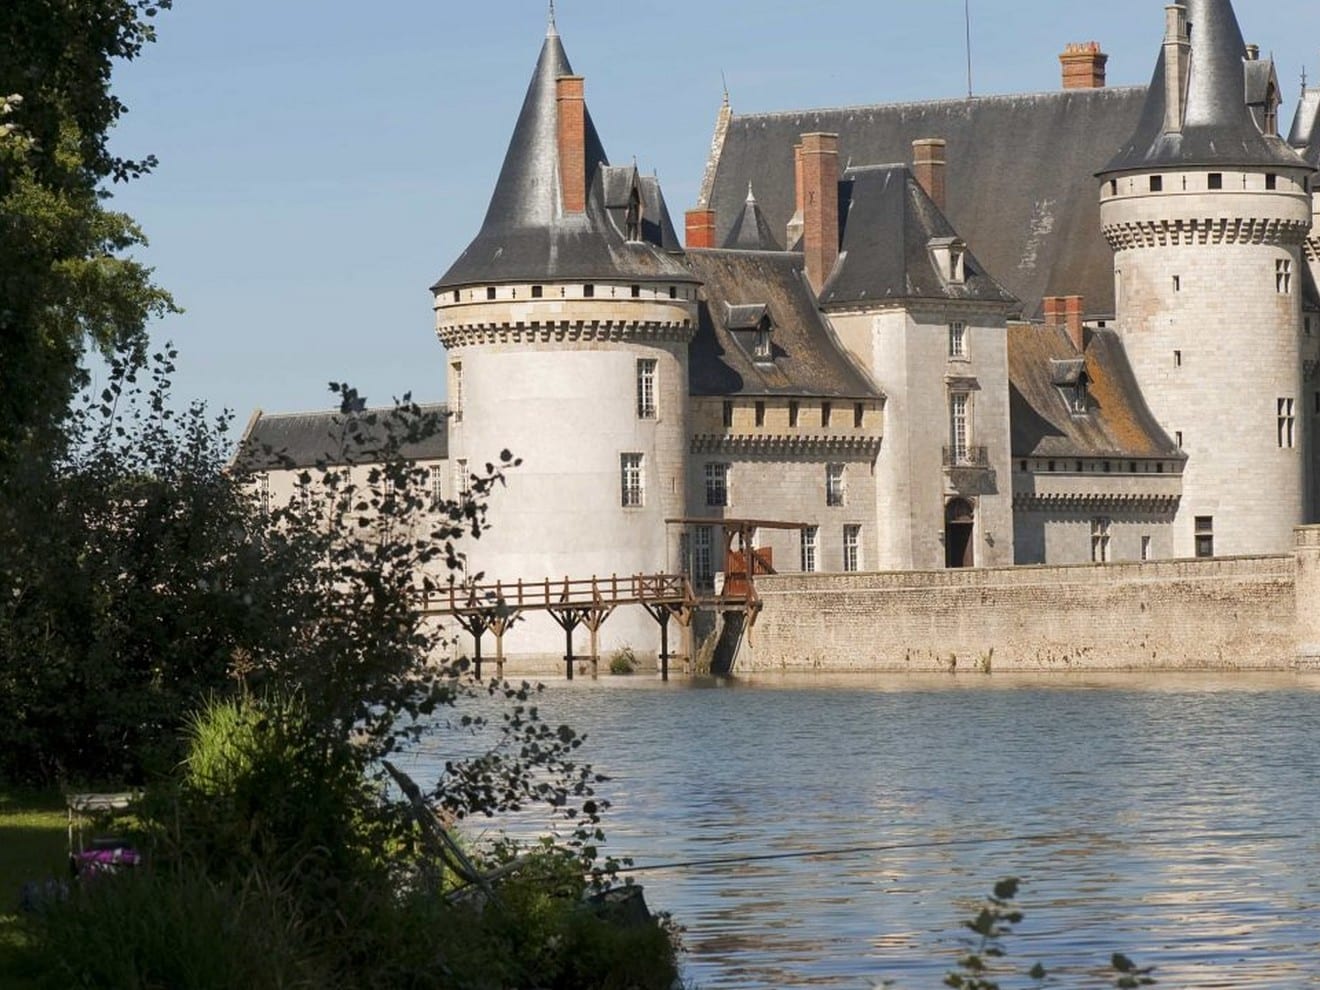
912, 138, 947, 213
1063, 295, 1086, 353
1042, 296, 1065, 327
557, 75, 587, 214
1059, 42, 1108, 89
786, 143, 805, 249
685, 208, 717, 249
1163, 4, 1190, 134
801, 132, 840, 294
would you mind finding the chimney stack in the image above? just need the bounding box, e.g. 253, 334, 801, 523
1245, 43, 1260, 61
1059, 42, 1108, 89
1042, 296, 1065, 327
912, 138, 947, 213
556, 75, 587, 214
1063, 296, 1086, 352
1163, 4, 1190, 134
801, 132, 840, 294
685, 208, 717, 249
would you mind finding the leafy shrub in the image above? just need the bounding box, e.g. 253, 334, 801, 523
609, 646, 638, 675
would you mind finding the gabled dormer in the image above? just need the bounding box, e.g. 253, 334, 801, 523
725, 303, 776, 364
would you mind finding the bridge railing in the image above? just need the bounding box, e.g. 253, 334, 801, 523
421, 573, 693, 615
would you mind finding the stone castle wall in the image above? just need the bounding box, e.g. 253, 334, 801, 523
739, 550, 1302, 672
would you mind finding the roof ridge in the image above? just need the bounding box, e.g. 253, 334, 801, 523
728, 85, 1147, 123
255, 403, 448, 421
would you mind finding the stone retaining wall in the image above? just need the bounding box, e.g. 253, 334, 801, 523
741, 552, 1300, 671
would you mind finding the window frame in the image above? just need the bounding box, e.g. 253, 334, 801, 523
620, 453, 645, 508
636, 358, 657, 420
704, 462, 730, 508
800, 526, 819, 573
825, 463, 846, 508
843, 524, 862, 573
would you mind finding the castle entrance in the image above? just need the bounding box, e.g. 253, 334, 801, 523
945, 498, 975, 569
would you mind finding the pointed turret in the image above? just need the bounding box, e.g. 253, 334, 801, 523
1102, 0, 1306, 173
723, 184, 783, 251
433, 25, 690, 290
1290, 81, 1320, 168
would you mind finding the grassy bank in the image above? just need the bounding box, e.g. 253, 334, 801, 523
0, 791, 69, 988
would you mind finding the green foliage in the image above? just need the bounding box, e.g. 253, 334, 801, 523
609, 645, 638, 675
0, 0, 177, 472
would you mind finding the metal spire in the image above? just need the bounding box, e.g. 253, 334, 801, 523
548, 0, 557, 36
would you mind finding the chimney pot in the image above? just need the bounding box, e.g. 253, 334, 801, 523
912, 138, 948, 212
1059, 41, 1109, 89
801, 132, 840, 294
556, 75, 587, 214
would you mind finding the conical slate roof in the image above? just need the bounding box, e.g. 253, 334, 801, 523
1290, 87, 1320, 168
723, 185, 782, 251
432, 27, 692, 291
1102, 0, 1308, 174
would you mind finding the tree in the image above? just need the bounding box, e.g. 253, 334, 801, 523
0, 0, 176, 474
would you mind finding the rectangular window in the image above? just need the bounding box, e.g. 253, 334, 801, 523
1174, 350, 1182, 367
1266, 173, 1278, 190
821, 402, 832, 428
259, 475, 271, 516
1172, 275, 1181, 292
485, 286, 497, 300
853, 403, 864, 429
800, 526, 819, 573
630, 284, 641, 299
1207, 173, 1223, 190
755, 401, 765, 428
1278, 397, 1296, 448
429, 465, 444, 510
693, 526, 713, 588
1149, 175, 1163, 192
669, 285, 677, 299
948, 321, 967, 358
949, 393, 970, 463
636, 359, 657, 419
451, 362, 463, 422
1090, 517, 1111, 564
704, 462, 730, 507
1277, 259, 1293, 294
789, 401, 800, 428
455, 458, 470, 497
1141, 535, 1153, 562
583, 284, 595, 298
1195, 516, 1214, 559
843, 525, 862, 573
722, 401, 734, 429
620, 453, 644, 507
826, 463, 846, 507
1175, 430, 1184, 448
531, 284, 543, 299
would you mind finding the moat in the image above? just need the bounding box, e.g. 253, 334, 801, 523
410, 672, 1320, 988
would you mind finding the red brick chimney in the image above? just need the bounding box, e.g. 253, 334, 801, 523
685, 208, 717, 249
1063, 296, 1086, 352
1042, 296, 1065, 327
801, 132, 839, 294
912, 138, 947, 212
1059, 42, 1108, 89
556, 76, 587, 214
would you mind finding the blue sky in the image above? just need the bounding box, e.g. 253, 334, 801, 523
105, 1, 1320, 423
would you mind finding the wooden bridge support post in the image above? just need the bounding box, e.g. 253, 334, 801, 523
658, 611, 671, 682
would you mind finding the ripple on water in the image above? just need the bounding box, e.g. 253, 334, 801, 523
408, 672, 1320, 989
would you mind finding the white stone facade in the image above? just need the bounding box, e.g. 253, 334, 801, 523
1101, 171, 1313, 556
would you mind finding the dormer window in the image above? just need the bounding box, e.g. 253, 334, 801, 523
1050, 358, 1089, 415
754, 323, 771, 361
725, 302, 775, 364
625, 186, 643, 242
929, 237, 966, 285
1264, 83, 1279, 137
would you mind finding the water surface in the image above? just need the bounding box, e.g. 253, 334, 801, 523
411, 672, 1320, 988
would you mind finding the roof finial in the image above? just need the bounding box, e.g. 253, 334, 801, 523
721, 69, 730, 107
746, 182, 756, 204
547, 0, 557, 36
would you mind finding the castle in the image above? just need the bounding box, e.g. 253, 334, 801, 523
240, 0, 1320, 663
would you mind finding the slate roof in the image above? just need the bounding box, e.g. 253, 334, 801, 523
723, 185, 782, 251
432, 28, 693, 291
821, 165, 1017, 309
234, 405, 449, 472
1008, 324, 1184, 460
1102, 0, 1308, 174
1289, 87, 1320, 167
684, 249, 880, 400
705, 86, 1147, 320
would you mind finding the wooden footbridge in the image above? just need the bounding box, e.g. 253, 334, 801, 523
421, 573, 698, 681
420, 518, 808, 680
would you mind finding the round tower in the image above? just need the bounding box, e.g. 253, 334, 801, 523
432, 20, 699, 664
1099, 0, 1316, 557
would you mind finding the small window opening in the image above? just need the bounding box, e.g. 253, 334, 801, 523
669, 285, 677, 299
854, 403, 864, 429
1277, 259, 1292, 294
531, 285, 543, 299
1207, 173, 1223, 190
630, 285, 641, 299
583, 284, 595, 298
1149, 175, 1163, 192
1109, 179, 1118, 196
1265, 173, 1278, 190
452, 290, 460, 303
789, 401, 800, 428
486, 286, 497, 300
1047, 460, 1056, 472
754, 401, 765, 428
1195, 516, 1214, 559
1172, 275, 1181, 292
821, 402, 832, 428
1174, 350, 1182, 367
1176, 431, 1184, 448
722, 401, 734, 429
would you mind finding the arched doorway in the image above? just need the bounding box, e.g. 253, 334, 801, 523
945, 498, 976, 569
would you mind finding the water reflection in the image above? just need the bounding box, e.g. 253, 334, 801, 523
409, 673, 1320, 988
